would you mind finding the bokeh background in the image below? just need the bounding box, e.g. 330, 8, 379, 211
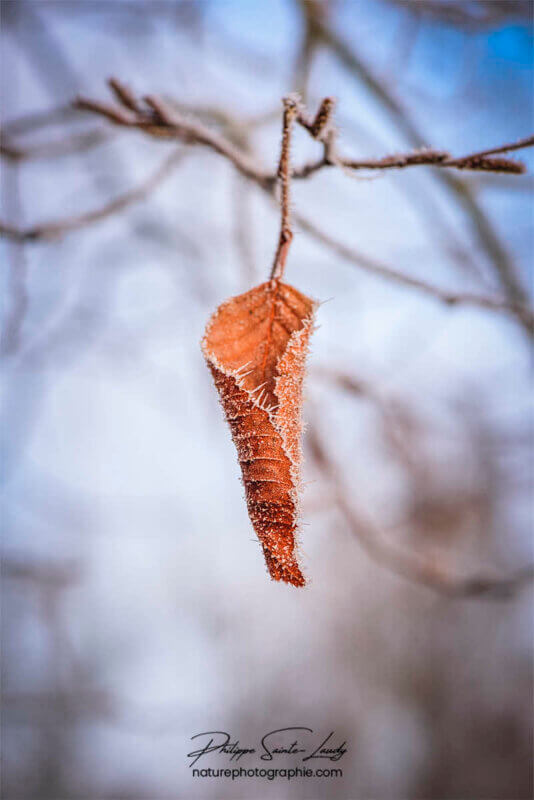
1, 1, 533, 798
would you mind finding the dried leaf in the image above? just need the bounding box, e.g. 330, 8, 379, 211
202, 279, 317, 587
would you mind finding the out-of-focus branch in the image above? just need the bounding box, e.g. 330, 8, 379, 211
296, 0, 533, 333
1, 104, 76, 137
307, 420, 534, 599
1, 160, 29, 356
293, 6, 320, 101
1, 127, 114, 162
2, 80, 533, 333
71, 82, 534, 333
293, 212, 534, 332
2, 556, 82, 587
386, 0, 531, 30
0, 148, 185, 241
232, 172, 256, 283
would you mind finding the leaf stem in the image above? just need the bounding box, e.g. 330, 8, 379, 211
270, 97, 298, 282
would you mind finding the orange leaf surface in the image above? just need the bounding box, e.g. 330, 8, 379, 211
202, 279, 317, 587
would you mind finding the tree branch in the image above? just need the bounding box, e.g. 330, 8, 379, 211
270, 96, 298, 281
295, 139, 532, 178
307, 420, 534, 599
293, 211, 534, 331
295, 1, 533, 333
2, 80, 533, 334
74, 89, 272, 187
1, 127, 114, 162
0, 148, 185, 241
386, 0, 531, 30
74, 82, 533, 179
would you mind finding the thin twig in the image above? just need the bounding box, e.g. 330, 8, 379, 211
293, 211, 534, 332
1, 162, 29, 356
74, 81, 534, 182
0, 127, 114, 162
108, 77, 142, 112
270, 96, 298, 281
294, 114, 531, 178
233, 172, 256, 282
3, 81, 533, 332
1, 104, 76, 137
291, 104, 531, 177
74, 89, 271, 187
293, 9, 320, 101
307, 420, 534, 599
296, 2, 533, 332
388, 0, 531, 30
0, 148, 185, 241
447, 134, 534, 163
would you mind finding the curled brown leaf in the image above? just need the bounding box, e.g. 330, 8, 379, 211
202, 280, 317, 587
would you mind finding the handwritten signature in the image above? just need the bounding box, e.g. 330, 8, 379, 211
187, 728, 347, 767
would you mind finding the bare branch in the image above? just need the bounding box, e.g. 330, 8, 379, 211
1, 162, 29, 356
295, 2, 533, 331
386, 0, 531, 30
270, 96, 299, 281
307, 421, 534, 599
293, 211, 534, 332
3, 80, 533, 333
293, 95, 531, 177
342, 144, 529, 175
292, 9, 320, 101
74, 95, 140, 127
232, 172, 256, 283
74, 81, 533, 182
449, 134, 534, 163
74, 83, 271, 187
1, 127, 114, 162
2, 104, 76, 137
293, 144, 530, 181
108, 77, 143, 112
0, 148, 185, 241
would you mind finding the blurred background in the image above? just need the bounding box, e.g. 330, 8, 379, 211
1, 1, 533, 798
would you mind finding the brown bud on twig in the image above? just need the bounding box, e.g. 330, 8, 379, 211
309, 96, 336, 139
107, 78, 141, 112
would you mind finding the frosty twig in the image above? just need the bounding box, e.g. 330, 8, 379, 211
2, 79, 533, 335
270, 97, 299, 282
